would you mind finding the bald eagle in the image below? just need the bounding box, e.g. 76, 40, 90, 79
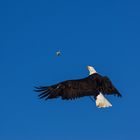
35, 66, 121, 108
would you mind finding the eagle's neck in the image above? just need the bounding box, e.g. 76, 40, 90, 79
89, 70, 97, 75
88, 67, 97, 75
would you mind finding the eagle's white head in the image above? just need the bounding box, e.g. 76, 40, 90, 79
87, 66, 97, 75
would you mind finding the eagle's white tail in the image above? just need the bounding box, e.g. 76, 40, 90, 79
95, 93, 112, 108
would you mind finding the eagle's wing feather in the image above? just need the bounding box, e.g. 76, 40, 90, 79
35, 78, 97, 100
97, 76, 121, 97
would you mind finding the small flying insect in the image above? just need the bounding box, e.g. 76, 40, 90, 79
56, 51, 61, 56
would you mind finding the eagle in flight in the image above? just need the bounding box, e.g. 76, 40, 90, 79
35, 66, 121, 108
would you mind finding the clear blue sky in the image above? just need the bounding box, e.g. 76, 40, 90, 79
0, 0, 140, 140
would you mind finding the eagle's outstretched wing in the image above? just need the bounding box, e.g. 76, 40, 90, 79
35, 78, 98, 100
96, 76, 121, 97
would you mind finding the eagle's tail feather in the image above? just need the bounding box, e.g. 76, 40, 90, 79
95, 93, 112, 108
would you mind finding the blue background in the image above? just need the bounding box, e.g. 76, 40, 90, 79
0, 0, 140, 140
